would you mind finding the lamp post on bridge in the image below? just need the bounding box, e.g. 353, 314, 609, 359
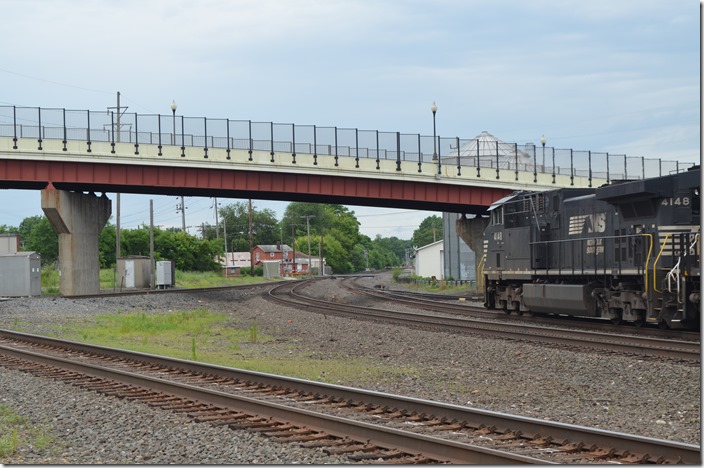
540, 134, 546, 183
540, 134, 546, 168
170, 100, 177, 146
431, 101, 438, 161
171, 100, 186, 231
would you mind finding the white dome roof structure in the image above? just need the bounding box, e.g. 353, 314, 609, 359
444, 131, 535, 170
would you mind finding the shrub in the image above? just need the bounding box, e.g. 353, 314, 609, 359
391, 268, 402, 282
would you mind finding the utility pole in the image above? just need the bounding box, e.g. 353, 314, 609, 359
318, 226, 324, 276
291, 223, 296, 275
248, 199, 254, 274
300, 215, 315, 272
213, 197, 219, 239
223, 212, 228, 269
149, 199, 154, 289
107, 91, 128, 261
181, 196, 186, 231
177, 197, 187, 231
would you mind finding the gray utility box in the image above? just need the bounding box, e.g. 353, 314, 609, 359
0, 251, 41, 296
117, 256, 151, 289
0, 234, 20, 254
262, 260, 281, 278
156, 261, 175, 289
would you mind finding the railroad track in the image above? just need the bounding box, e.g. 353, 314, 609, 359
342, 277, 701, 342
0, 329, 698, 464
267, 280, 700, 362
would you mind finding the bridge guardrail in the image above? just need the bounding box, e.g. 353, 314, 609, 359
0, 105, 692, 187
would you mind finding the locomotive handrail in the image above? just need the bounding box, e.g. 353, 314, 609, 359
530, 233, 647, 277
665, 233, 701, 304
642, 233, 654, 296
652, 233, 672, 294
666, 259, 681, 301
477, 254, 486, 289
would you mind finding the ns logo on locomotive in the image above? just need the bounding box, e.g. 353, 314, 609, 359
481, 165, 700, 330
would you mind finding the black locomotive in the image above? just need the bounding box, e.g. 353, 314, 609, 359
482, 166, 700, 329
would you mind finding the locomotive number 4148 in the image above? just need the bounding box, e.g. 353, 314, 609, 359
661, 197, 690, 206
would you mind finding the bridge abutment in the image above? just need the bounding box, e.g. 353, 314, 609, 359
456, 215, 489, 281
41, 186, 111, 296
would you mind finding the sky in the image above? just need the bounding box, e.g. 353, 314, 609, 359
0, 0, 700, 240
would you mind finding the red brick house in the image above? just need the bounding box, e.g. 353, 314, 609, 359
252, 243, 312, 275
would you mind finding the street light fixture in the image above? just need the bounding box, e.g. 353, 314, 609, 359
540, 134, 546, 169
431, 101, 438, 161
171, 100, 186, 230
170, 100, 177, 146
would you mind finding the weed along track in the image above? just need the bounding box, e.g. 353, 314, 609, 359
0, 329, 698, 464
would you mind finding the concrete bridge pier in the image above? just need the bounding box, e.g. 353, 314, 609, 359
456, 214, 489, 283
41, 185, 111, 296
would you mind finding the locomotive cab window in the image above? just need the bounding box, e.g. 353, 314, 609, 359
491, 207, 503, 225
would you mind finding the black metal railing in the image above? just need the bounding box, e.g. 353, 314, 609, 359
0, 105, 692, 186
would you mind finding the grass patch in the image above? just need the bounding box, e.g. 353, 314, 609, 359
40, 267, 60, 295
174, 270, 275, 288
0, 404, 56, 460
64, 308, 240, 361
40, 308, 416, 387
42, 268, 280, 294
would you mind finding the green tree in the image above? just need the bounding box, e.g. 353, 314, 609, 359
99, 224, 116, 268
280, 202, 329, 250
154, 229, 219, 271
120, 228, 150, 257
19, 216, 58, 265
282, 202, 362, 273
219, 202, 280, 252
411, 215, 443, 248
350, 244, 368, 272
318, 234, 351, 274
372, 235, 410, 262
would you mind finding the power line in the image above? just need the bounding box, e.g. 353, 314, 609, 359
0, 67, 112, 96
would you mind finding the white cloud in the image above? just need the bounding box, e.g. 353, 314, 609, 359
0, 0, 697, 239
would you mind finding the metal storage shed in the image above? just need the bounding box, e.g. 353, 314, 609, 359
0, 251, 41, 296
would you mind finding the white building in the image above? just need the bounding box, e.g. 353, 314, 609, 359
414, 240, 444, 279
220, 251, 251, 276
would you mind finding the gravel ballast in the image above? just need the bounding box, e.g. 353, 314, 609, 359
0, 274, 700, 463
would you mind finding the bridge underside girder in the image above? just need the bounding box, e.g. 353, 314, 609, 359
0, 159, 510, 214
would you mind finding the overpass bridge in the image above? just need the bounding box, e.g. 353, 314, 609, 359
0, 105, 691, 294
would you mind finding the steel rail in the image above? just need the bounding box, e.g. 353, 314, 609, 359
344, 278, 701, 341
0, 342, 547, 464
268, 281, 699, 361
0, 329, 699, 464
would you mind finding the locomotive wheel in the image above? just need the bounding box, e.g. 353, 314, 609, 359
632, 308, 646, 327
610, 317, 622, 325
